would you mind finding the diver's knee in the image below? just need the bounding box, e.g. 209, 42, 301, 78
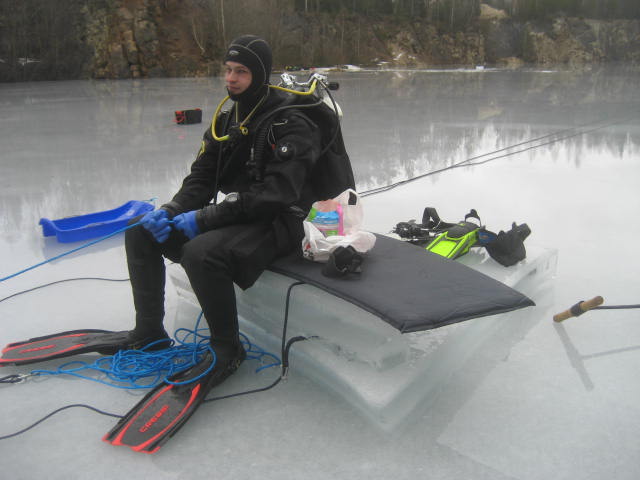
180, 236, 228, 273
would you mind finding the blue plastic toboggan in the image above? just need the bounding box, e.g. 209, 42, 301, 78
39, 200, 154, 243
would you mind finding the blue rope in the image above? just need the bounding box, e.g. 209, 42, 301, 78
29, 313, 281, 389
0, 222, 142, 283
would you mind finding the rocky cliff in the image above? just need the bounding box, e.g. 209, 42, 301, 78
6, 0, 639, 82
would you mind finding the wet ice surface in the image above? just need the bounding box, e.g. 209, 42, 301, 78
1, 67, 640, 479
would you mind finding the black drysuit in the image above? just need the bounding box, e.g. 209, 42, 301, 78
125, 89, 322, 352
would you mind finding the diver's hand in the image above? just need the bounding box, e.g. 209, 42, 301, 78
140, 209, 171, 243
173, 211, 200, 240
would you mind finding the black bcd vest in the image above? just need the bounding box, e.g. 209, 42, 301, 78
250, 94, 356, 201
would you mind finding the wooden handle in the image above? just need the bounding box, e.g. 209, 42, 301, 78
553, 296, 604, 322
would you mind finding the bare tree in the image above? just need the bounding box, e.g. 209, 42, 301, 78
220, 0, 226, 45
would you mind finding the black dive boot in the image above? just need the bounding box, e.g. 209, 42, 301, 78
203, 342, 247, 390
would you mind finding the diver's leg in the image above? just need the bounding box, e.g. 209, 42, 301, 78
179, 223, 282, 355
179, 230, 242, 356
124, 223, 183, 340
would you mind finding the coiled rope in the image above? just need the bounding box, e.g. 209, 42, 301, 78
0, 279, 309, 441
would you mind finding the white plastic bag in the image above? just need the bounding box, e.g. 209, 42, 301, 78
302, 189, 376, 262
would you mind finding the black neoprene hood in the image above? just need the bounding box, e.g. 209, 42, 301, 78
224, 35, 272, 102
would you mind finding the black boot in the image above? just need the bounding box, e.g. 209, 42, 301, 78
125, 223, 169, 341
205, 342, 247, 389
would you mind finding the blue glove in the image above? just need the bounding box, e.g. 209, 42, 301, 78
140, 209, 171, 243
173, 210, 200, 240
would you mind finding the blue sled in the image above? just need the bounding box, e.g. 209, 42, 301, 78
39, 200, 154, 243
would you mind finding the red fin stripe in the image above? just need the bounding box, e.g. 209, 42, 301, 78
132, 383, 202, 453
0, 343, 88, 363
108, 385, 174, 447
2, 333, 90, 353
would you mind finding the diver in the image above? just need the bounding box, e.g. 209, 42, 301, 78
103, 32, 355, 451
125, 34, 330, 386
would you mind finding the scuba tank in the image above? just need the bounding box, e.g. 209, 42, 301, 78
278, 72, 343, 118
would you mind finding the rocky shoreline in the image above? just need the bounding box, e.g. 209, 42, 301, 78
4, 0, 639, 81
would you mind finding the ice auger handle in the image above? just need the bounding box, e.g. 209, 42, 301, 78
553, 296, 604, 322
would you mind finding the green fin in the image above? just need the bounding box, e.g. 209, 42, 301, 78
426, 221, 479, 259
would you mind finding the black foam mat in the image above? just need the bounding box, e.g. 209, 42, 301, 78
269, 234, 534, 333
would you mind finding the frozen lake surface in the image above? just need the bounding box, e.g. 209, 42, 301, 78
1, 67, 639, 479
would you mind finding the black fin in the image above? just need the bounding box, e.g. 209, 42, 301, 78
104, 348, 245, 453
1, 330, 126, 366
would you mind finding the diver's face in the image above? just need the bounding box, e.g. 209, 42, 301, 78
225, 61, 252, 96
